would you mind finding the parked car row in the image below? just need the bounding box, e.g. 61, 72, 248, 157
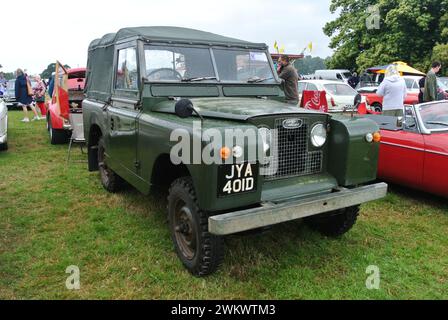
1, 27, 446, 279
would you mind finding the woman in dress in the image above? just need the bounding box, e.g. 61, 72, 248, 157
15, 69, 39, 122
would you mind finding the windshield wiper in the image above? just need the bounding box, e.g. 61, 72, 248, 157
426, 121, 448, 127
247, 77, 274, 84
181, 77, 217, 82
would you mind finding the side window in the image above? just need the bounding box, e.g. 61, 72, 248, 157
336, 73, 343, 80
404, 78, 414, 90
413, 80, 420, 90
298, 82, 307, 94
403, 106, 418, 132
116, 47, 138, 90
307, 83, 318, 91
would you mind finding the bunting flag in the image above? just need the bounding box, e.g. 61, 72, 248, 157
274, 41, 279, 53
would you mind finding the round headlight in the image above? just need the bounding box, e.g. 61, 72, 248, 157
311, 123, 327, 148
258, 127, 272, 154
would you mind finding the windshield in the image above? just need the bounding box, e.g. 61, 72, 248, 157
342, 72, 352, 79
439, 77, 448, 87
144, 45, 275, 83
438, 78, 448, 91
213, 49, 274, 82
145, 46, 215, 81
324, 83, 357, 96
419, 102, 448, 131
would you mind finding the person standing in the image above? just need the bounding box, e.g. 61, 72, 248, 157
348, 72, 360, 89
33, 75, 47, 120
418, 76, 426, 103
423, 61, 442, 102
277, 55, 299, 104
376, 65, 407, 117
15, 69, 39, 122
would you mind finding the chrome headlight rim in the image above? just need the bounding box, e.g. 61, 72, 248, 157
310, 123, 327, 148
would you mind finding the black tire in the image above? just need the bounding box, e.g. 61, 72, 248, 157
305, 205, 360, 237
372, 103, 382, 113
48, 117, 69, 145
0, 143, 7, 151
168, 177, 224, 277
98, 137, 123, 192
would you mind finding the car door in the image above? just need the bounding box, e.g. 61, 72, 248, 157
107, 45, 141, 182
422, 133, 448, 196
378, 106, 425, 188
54, 61, 70, 120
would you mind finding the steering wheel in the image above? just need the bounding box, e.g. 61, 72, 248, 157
147, 68, 183, 81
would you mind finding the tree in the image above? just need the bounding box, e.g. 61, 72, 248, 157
324, 0, 448, 73
432, 43, 448, 76
294, 56, 328, 75
41, 63, 71, 80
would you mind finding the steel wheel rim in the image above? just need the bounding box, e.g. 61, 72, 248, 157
98, 145, 110, 184
173, 200, 197, 260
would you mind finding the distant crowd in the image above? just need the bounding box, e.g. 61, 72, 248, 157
0, 68, 55, 123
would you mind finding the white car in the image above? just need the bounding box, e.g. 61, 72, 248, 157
314, 69, 352, 84
298, 80, 367, 113
0, 97, 8, 150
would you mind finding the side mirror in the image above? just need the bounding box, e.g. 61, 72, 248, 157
396, 116, 404, 127
354, 93, 362, 106
175, 99, 194, 119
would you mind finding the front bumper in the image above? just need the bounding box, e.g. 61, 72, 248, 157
209, 182, 387, 235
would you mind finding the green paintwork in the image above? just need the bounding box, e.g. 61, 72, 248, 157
83, 27, 382, 215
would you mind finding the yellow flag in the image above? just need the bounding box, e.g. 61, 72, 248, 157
279, 46, 285, 54
308, 42, 313, 52
274, 41, 279, 52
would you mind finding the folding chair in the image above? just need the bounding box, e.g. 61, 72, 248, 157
67, 113, 86, 164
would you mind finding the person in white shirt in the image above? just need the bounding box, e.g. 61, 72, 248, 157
377, 65, 407, 117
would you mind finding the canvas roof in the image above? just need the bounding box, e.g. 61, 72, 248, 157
89, 26, 267, 50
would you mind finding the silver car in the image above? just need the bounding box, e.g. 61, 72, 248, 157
0, 97, 8, 150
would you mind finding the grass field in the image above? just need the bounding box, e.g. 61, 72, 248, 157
0, 110, 447, 300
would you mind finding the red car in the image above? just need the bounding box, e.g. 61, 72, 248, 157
366, 101, 448, 198
359, 76, 448, 112
47, 62, 86, 144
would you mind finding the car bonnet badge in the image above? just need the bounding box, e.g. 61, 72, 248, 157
282, 118, 303, 129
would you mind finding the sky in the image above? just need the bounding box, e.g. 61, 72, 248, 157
1, 0, 335, 75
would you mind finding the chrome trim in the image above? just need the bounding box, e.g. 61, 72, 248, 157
380, 141, 425, 152
381, 141, 448, 157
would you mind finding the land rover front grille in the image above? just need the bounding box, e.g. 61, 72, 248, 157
263, 118, 323, 180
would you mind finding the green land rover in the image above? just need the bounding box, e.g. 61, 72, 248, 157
83, 27, 387, 276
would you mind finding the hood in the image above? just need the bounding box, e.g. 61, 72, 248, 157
151, 97, 323, 121
384, 75, 402, 83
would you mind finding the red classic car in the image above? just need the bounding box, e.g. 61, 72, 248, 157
47, 62, 86, 144
358, 76, 448, 112
366, 101, 448, 198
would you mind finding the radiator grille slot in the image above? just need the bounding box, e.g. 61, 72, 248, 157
264, 118, 323, 180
